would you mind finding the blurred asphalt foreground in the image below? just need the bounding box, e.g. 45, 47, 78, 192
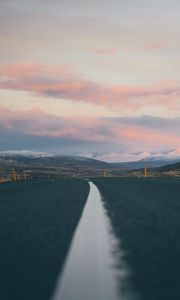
0, 179, 89, 300
94, 177, 180, 300
1, 177, 180, 300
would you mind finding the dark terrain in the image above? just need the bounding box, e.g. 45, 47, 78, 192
112, 158, 180, 169
0, 155, 110, 178
1, 154, 180, 179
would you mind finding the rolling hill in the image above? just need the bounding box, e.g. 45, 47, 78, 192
1, 152, 180, 179
0, 154, 109, 178
158, 161, 180, 172
111, 158, 180, 170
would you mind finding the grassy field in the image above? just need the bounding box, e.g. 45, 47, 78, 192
0, 179, 89, 300
94, 177, 180, 300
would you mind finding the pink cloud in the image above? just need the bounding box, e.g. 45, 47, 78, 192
120, 127, 180, 148
0, 106, 110, 142
91, 48, 117, 56
1, 106, 180, 151
0, 63, 180, 112
143, 43, 165, 51
0, 63, 71, 79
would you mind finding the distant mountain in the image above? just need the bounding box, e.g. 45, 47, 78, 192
0, 153, 109, 178
0, 150, 53, 158
111, 158, 180, 170
0, 154, 109, 168
82, 149, 180, 166
1, 151, 180, 178
158, 161, 180, 172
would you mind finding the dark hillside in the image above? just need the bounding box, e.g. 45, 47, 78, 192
0, 155, 109, 178
158, 161, 180, 171
111, 158, 180, 169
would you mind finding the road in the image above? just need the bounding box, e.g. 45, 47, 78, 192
52, 182, 134, 300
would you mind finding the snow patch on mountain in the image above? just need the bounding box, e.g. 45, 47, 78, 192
0, 150, 53, 158
80, 150, 180, 163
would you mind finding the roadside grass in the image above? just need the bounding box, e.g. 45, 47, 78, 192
94, 177, 180, 300
0, 179, 89, 300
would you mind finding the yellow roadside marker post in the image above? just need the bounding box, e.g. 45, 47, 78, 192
144, 166, 148, 177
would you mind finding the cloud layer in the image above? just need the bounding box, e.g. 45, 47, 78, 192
1, 106, 180, 158
0, 64, 180, 113
1, 1, 180, 159
91, 48, 117, 56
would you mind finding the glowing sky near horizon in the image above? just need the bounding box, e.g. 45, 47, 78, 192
0, 0, 180, 161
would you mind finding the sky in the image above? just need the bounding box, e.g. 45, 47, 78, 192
0, 0, 180, 161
